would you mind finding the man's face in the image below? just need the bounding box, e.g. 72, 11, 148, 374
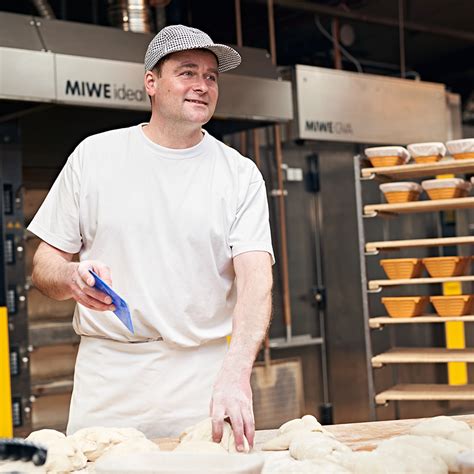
148, 49, 219, 126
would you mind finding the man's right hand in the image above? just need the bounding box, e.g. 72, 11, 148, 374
66, 260, 115, 311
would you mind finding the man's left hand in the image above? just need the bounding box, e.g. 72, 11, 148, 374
210, 369, 254, 451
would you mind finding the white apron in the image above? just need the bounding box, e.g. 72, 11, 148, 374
66, 336, 228, 438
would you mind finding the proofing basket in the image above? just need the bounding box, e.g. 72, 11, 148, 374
368, 156, 405, 167
425, 188, 468, 200
383, 190, 420, 204
453, 152, 474, 160
422, 256, 471, 278
382, 296, 429, 318
380, 258, 423, 280
412, 155, 442, 164
430, 295, 473, 317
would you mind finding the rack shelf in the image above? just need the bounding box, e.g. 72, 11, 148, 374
371, 347, 474, 367
364, 197, 474, 217
365, 236, 474, 253
375, 384, 474, 404
369, 315, 474, 329
361, 159, 474, 180
368, 275, 474, 290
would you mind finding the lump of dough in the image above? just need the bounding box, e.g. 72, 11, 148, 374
174, 441, 228, 454
376, 435, 465, 473
338, 451, 397, 474
263, 414, 330, 451
410, 416, 470, 438
96, 437, 159, 462
375, 437, 448, 474
449, 429, 474, 449
278, 415, 324, 435
24, 429, 87, 473
179, 418, 250, 453
70, 426, 146, 461
26, 429, 66, 443
262, 451, 350, 474
289, 432, 351, 461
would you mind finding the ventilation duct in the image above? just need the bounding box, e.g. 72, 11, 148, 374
108, 0, 153, 33
30, 0, 56, 19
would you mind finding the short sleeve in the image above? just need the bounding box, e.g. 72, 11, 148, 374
27, 145, 83, 254
229, 165, 275, 264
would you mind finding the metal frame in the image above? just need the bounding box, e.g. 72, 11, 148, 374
353, 155, 377, 420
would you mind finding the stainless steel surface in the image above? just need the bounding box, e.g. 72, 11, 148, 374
215, 75, 292, 122
291, 65, 448, 143
0, 48, 55, 103
108, 0, 152, 33
0, 12, 292, 121
0, 12, 44, 51
1, 49, 292, 120
0, 12, 279, 78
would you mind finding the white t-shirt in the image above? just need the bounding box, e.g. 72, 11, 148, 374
28, 124, 274, 347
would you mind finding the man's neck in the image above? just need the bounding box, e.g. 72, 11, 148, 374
143, 116, 204, 149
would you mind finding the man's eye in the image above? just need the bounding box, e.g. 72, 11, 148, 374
181, 71, 193, 76
206, 75, 217, 82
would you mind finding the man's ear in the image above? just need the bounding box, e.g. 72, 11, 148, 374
144, 70, 157, 97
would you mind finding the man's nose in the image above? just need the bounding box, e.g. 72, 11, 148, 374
192, 76, 208, 93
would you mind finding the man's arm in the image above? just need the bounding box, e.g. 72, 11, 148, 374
210, 250, 273, 451
32, 241, 115, 311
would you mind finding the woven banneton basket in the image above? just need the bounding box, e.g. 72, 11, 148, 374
369, 156, 405, 167
422, 256, 470, 278
380, 259, 423, 279
430, 295, 473, 317
382, 296, 428, 318
425, 187, 468, 200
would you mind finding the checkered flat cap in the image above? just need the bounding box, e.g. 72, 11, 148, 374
144, 24, 241, 73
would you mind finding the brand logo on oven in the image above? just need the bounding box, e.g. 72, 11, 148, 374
65, 80, 146, 102
305, 120, 353, 135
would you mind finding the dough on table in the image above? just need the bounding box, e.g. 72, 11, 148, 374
26, 429, 66, 443
262, 450, 350, 474
95, 437, 160, 462
337, 451, 398, 474
179, 418, 250, 453
377, 434, 467, 472
262, 414, 331, 451
261, 429, 312, 451
70, 427, 146, 461
278, 415, 324, 435
289, 431, 351, 461
449, 429, 474, 449
409, 416, 471, 438
174, 441, 228, 454
374, 437, 448, 474
23, 429, 87, 473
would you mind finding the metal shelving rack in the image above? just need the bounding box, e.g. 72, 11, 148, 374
355, 156, 474, 419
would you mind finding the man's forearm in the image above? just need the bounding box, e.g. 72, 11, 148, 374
31, 243, 76, 301
220, 258, 273, 377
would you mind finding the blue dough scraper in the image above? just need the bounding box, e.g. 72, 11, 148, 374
89, 270, 134, 334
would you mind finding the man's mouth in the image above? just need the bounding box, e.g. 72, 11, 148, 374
185, 99, 208, 105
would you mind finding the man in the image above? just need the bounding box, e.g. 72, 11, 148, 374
28, 25, 274, 451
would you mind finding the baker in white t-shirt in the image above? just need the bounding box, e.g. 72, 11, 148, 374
28, 25, 274, 450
